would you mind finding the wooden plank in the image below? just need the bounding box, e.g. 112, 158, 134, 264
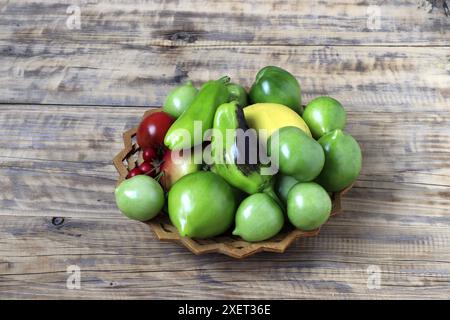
0, 105, 449, 221
1, 0, 448, 48
0, 211, 450, 299
0, 214, 449, 299
1, 45, 448, 108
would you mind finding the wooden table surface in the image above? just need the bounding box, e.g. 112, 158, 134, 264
0, 0, 449, 299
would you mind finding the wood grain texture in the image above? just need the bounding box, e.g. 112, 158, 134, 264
0, 105, 449, 299
1, 0, 448, 47
1, 44, 449, 107
1, 214, 450, 299
0, 0, 448, 106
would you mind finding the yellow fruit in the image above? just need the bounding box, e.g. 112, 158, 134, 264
243, 103, 312, 143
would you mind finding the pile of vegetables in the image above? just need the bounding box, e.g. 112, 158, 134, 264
115, 66, 362, 242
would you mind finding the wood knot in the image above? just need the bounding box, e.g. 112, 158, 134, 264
51, 217, 65, 226
170, 31, 197, 43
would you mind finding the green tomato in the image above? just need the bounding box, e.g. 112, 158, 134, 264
249, 66, 303, 114
168, 171, 236, 238
287, 182, 331, 231
317, 129, 362, 192
269, 126, 325, 182
227, 82, 248, 107
115, 175, 164, 221
233, 193, 284, 242
275, 174, 298, 204
163, 81, 198, 118
303, 96, 346, 139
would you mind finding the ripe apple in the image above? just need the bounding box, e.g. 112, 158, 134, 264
160, 148, 201, 190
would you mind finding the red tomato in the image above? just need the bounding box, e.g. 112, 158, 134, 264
137, 112, 174, 149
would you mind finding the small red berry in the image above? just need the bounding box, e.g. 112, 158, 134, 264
138, 162, 154, 177
126, 167, 143, 179
142, 148, 157, 162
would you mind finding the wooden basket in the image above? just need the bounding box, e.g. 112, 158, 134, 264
113, 108, 352, 259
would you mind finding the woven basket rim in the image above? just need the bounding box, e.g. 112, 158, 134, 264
113, 108, 352, 258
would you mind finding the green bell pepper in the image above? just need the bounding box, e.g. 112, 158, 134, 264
249, 66, 303, 114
